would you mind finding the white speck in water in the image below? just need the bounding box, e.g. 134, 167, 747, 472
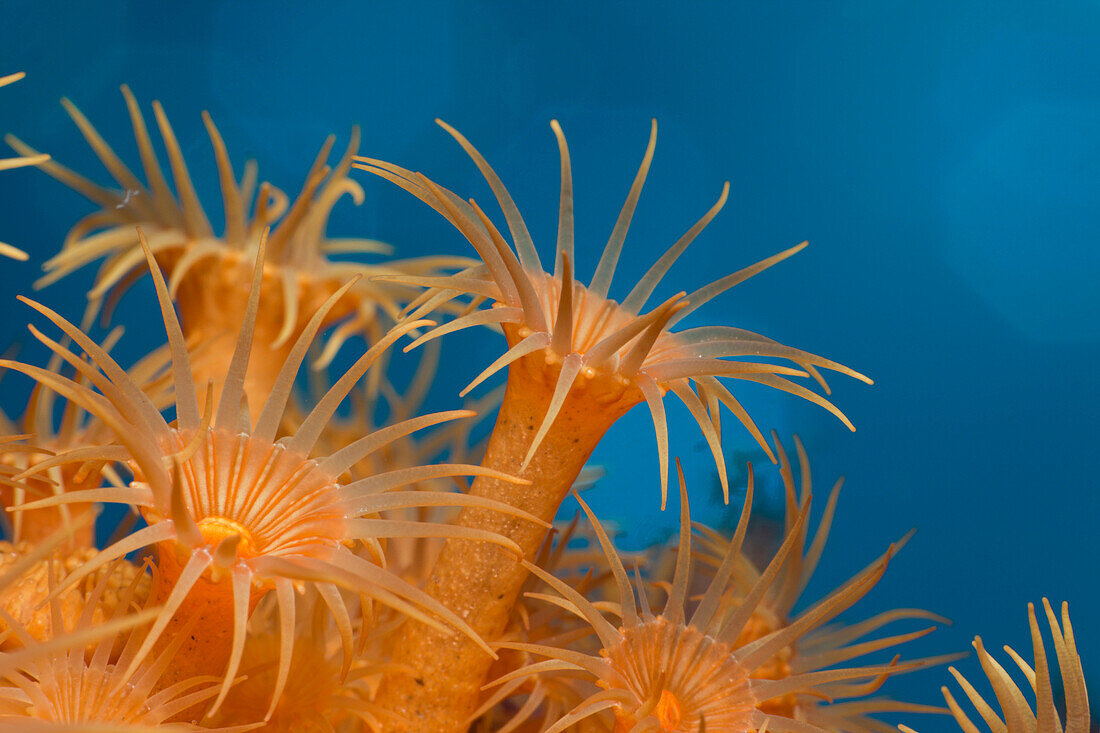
116, 189, 139, 209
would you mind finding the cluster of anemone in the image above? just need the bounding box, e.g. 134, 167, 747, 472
0, 77, 1090, 733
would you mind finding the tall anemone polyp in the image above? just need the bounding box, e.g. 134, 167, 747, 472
357, 119, 870, 506
352, 119, 869, 731
0, 231, 541, 721
494, 465, 921, 733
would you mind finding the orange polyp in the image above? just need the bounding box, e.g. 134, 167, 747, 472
601, 619, 758, 732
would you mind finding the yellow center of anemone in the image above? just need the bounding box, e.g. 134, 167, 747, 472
197, 517, 258, 557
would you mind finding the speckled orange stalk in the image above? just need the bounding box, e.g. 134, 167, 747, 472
379, 330, 644, 730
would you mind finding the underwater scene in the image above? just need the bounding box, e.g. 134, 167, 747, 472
0, 2, 1096, 731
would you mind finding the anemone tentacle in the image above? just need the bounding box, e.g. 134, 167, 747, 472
930, 600, 1090, 733
0, 71, 49, 260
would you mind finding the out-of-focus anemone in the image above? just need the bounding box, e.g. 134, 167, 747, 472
0, 233, 544, 720
926, 600, 1089, 733
0, 540, 149, 650
491, 463, 944, 733
1, 71, 49, 261
0, 522, 175, 721
0, 558, 255, 732
207, 589, 403, 733
356, 119, 870, 505
5, 87, 472, 416
689, 435, 954, 733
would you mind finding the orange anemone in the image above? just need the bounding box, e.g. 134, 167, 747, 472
0, 232, 542, 720
6, 87, 472, 418
495, 461, 943, 733
356, 119, 870, 505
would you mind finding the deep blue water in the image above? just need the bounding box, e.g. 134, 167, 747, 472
2, 2, 1098, 729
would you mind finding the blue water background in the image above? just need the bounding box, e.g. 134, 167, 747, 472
2, 2, 1097, 728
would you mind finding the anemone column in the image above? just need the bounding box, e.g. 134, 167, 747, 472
378, 341, 641, 730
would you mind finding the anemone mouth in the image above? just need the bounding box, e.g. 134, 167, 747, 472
603, 617, 756, 732
153, 426, 346, 562
197, 517, 259, 556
